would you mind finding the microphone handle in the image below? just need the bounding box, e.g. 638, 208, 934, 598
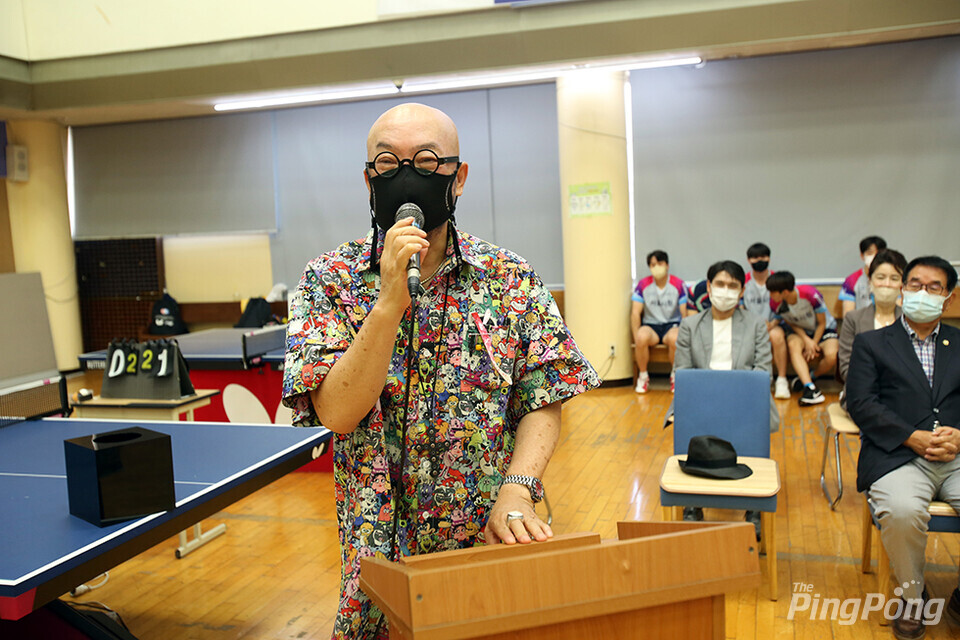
407, 254, 421, 298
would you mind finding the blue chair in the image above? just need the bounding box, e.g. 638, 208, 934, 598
659, 369, 780, 600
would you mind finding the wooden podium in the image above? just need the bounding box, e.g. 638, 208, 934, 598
360, 521, 760, 640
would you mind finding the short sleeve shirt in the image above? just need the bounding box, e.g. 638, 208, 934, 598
632, 274, 687, 324
282, 226, 600, 639
743, 271, 774, 321
839, 268, 872, 310
770, 284, 838, 335
686, 279, 711, 313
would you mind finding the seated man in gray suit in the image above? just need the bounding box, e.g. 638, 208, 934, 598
669, 260, 779, 527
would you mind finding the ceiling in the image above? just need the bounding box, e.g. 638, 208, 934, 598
2, 0, 960, 126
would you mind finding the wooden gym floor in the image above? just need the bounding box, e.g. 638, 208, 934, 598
67, 383, 960, 639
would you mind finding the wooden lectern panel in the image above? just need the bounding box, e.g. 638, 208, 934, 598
475, 596, 725, 640
389, 596, 724, 640
617, 520, 729, 538
361, 521, 758, 640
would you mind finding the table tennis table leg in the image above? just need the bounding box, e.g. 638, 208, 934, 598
176, 521, 227, 558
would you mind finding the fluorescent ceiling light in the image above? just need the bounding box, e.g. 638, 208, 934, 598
594, 56, 703, 72
214, 85, 398, 111
401, 56, 701, 94
401, 69, 561, 94
212, 55, 702, 111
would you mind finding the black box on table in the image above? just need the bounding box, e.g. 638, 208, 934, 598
64, 427, 175, 527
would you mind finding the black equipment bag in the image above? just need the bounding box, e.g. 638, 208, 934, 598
149, 293, 188, 335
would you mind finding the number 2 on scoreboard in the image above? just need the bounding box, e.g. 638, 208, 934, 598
141, 348, 153, 373
126, 351, 138, 374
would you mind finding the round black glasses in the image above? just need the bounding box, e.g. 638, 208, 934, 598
365, 149, 460, 178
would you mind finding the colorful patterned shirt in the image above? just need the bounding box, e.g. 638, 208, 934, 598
282, 226, 599, 640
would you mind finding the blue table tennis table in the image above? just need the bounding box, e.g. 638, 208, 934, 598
79, 327, 290, 428
79, 327, 286, 372
0, 417, 331, 622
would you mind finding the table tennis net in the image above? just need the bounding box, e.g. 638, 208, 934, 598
241, 325, 285, 366
0, 377, 69, 427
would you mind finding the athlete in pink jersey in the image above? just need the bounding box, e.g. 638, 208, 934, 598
840, 235, 887, 316
630, 250, 688, 393
766, 271, 838, 406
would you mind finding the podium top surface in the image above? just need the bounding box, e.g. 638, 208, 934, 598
659, 455, 780, 497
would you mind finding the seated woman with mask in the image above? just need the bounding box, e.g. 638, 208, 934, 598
837, 248, 906, 407
665, 260, 780, 528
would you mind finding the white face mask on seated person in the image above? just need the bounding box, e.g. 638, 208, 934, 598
650, 264, 668, 280
870, 285, 900, 306
709, 288, 741, 313
869, 262, 902, 307
901, 289, 947, 324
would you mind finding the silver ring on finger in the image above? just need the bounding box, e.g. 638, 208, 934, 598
506, 510, 524, 523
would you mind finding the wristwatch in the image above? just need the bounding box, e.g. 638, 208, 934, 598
502, 475, 544, 503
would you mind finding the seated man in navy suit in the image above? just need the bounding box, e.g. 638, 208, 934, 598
847, 255, 960, 639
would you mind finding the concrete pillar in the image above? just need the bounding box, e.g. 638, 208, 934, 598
6, 120, 83, 370
557, 71, 633, 381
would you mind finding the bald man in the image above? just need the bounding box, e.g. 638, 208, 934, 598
282, 103, 599, 639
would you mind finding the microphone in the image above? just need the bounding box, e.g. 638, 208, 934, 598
396, 203, 425, 297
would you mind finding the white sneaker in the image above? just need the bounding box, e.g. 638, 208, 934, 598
774, 377, 790, 399
635, 375, 649, 394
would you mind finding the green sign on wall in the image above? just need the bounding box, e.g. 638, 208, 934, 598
568, 182, 612, 217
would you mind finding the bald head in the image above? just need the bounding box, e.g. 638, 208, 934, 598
366, 103, 460, 159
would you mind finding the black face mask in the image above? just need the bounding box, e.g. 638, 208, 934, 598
751, 260, 769, 272
369, 164, 460, 233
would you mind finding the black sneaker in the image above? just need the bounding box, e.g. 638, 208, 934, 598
682, 506, 704, 521
799, 385, 825, 406
948, 587, 960, 625
790, 376, 804, 392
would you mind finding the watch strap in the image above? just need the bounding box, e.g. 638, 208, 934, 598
502, 474, 544, 503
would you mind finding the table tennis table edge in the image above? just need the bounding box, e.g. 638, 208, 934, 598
0, 421, 331, 619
